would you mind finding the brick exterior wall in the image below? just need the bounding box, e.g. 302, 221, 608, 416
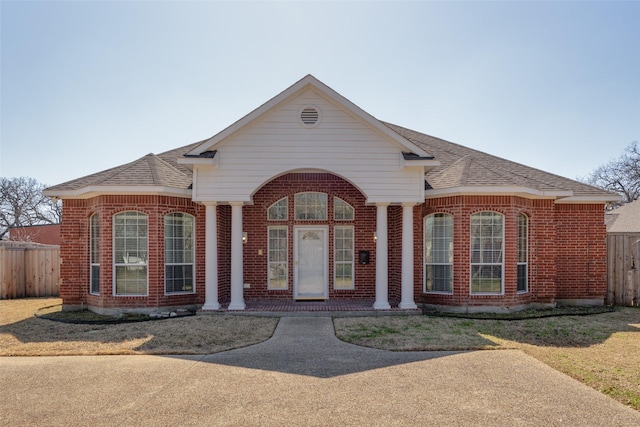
59, 182, 607, 312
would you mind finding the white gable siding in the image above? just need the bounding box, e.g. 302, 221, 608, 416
192, 89, 425, 204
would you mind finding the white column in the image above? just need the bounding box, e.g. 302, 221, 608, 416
202, 202, 220, 310
399, 202, 418, 309
374, 202, 391, 309
228, 202, 246, 310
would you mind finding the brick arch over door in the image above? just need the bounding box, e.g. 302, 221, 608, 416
241, 173, 379, 299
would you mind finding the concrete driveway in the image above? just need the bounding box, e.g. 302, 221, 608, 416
2, 317, 639, 426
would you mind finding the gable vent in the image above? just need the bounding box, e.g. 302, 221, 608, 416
300, 107, 320, 127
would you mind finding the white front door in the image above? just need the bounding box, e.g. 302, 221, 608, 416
294, 227, 328, 300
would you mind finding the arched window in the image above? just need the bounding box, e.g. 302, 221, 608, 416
113, 211, 148, 295
517, 213, 529, 293
90, 214, 100, 295
267, 197, 288, 220
470, 211, 504, 294
334, 197, 354, 221
165, 213, 195, 294
294, 192, 327, 220
424, 213, 453, 293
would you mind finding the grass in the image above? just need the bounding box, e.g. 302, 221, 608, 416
2, 298, 640, 412
0, 298, 278, 356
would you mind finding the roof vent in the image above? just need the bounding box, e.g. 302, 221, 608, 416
299, 106, 320, 128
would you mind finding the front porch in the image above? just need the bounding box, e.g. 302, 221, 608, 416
201, 298, 422, 316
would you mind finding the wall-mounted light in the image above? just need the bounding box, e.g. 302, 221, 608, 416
242, 232, 248, 244
373, 232, 377, 242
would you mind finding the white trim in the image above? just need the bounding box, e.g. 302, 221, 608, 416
177, 156, 218, 168
43, 186, 192, 200
186, 75, 432, 158
425, 186, 573, 200
294, 225, 329, 300
555, 195, 621, 203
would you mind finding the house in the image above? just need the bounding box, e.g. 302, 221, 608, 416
43, 75, 618, 314
8, 224, 62, 246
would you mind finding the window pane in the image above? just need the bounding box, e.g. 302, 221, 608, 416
334, 197, 354, 220
268, 197, 288, 220
114, 212, 148, 295
334, 226, 354, 289
90, 214, 100, 294
517, 213, 528, 292
424, 213, 453, 293
268, 227, 288, 289
164, 213, 194, 294
426, 265, 452, 292
470, 212, 503, 294
294, 192, 327, 220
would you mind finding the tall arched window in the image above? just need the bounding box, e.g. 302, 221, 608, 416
517, 213, 529, 293
470, 211, 504, 294
113, 211, 148, 295
165, 213, 195, 294
424, 213, 453, 293
90, 214, 100, 295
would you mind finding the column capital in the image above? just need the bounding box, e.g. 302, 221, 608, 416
228, 201, 245, 207
202, 201, 217, 207
375, 202, 391, 208
401, 202, 417, 208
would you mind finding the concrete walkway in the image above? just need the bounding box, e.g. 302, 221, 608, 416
2, 317, 640, 426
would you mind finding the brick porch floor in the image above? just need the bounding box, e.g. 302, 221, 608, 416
204, 298, 422, 315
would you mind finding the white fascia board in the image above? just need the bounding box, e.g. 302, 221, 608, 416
177, 156, 219, 168
399, 154, 440, 171
425, 186, 574, 200
555, 194, 622, 204
186, 75, 432, 158
43, 186, 193, 200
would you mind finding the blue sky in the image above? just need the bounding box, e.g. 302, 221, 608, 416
1, 1, 639, 187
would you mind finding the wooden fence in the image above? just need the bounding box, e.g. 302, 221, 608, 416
0, 241, 60, 299
607, 234, 640, 306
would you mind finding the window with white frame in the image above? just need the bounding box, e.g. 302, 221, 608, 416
334, 197, 354, 221
424, 213, 453, 293
294, 192, 327, 220
113, 211, 148, 295
517, 213, 528, 293
470, 212, 504, 294
267, 197, 288, 220
268, 226, 288, 289
164, 213, 194, 294
90, 214, 100, 295
334, 225, 354, 289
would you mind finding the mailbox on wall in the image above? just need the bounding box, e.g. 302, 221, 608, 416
358, 250, 370, 265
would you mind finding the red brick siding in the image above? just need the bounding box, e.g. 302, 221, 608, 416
555, 203, 607, 301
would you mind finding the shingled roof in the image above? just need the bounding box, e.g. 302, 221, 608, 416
44, 141, 201, 195
384, 123, 614, 199
45, 121, 615, 202
606, 199, 640, 233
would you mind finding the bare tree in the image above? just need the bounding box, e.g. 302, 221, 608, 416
0, 177, 62, 239
583, 141, 640, 206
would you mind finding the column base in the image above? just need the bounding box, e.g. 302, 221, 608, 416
398, 302, 418, 310
202, 302, 221, 311
227, 301, 246, 311
373, 301, 391, 310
